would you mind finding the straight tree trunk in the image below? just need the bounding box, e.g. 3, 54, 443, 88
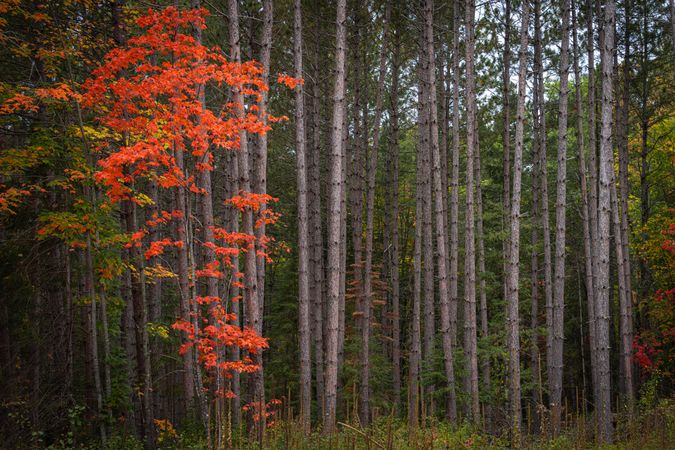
505, 0, 530, 443
449, 0, 461, 348
226, 150, 242, 428
572, 0, 596, 415
609, 172, 631, 418
534, 0, 554, 399
502, 0, 513, 308
359, 1, 390, 426
388, 9, 402, 411
323, 0, 347, 433
416, 11, 435, 415
425, 0, 457, 422
475, 121, 490, 426
464, 0, 480, 421
530, 120, 542, 432
550, 0, 570, 436
293, 0, 311, 431
349, 6, 365, 353
409, 133, 424, 428
586, 0, 601, 408
85, 235, 106, 445
596, 0, 616, 442
308, 29, 326, 419
227, 0, 263, 438
617, 0, 635, 412
254, 0, 272, 322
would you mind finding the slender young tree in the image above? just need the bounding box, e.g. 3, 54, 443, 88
324, 0, 347, 433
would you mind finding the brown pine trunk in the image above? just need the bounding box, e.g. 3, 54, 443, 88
388, 7, 402, 411
359, 1, 390, 426
293, 0, 311, 431
409, 59, 426, 427
464, 0, 480, 421
323, 0, 347, 433
475, 121, 490, 426
550, 0, 570, 437
416, 10, 435, 415
572, 0, 596, 415
617, 0, 634, 413
502, 0, 512, 310
586, 0, 600, 409
308, 21, 325, 418
449, 0, 461, 348
530, 121, 542, 432
424, 0, 457, 422
596, 0, 616, 442
85, 235, 106, 445
228, 0, 263, 438
505, 0, 530, 443
534, 0, 554, 402
254, 0, 272, 323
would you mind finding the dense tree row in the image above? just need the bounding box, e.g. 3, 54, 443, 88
0, 0, 673, 448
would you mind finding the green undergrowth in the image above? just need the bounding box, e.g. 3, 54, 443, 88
34, 399, 674, 449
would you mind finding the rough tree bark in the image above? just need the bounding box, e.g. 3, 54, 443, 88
572, 0, 596, 416
359, 1, 390, 426
323, 0, 347, 433
227, 0, 263, 438
534, 0, 554, 400
502, 0, 512, 309
550, 0, 570, 437
293, 0, 311, 431
449, 0, 461, 348
505, 0, 530, 443
464, 0, 480, 421
424, 0, 457, 422
586, 0, 600, 408
617, 0, 634, 412
387, 6, 402, 411
254, 0, 272, 323
596, 0, 616, 442
308, 3, 325, 419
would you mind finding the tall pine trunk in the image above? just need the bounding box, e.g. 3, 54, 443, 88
227, 0, 263, 438
293, 0, 311, 431
424, 0, 457, 422
464, 0, 480, 421
323, 0, 347, 433
572, 0, 596, 415
449, 0, 461, 348
550, 0, 570, 436
596, 0, 616, 442
359, 1, 390, 426
506, 0, 530, 443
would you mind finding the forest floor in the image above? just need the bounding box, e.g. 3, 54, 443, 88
120, 399, 674, 450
